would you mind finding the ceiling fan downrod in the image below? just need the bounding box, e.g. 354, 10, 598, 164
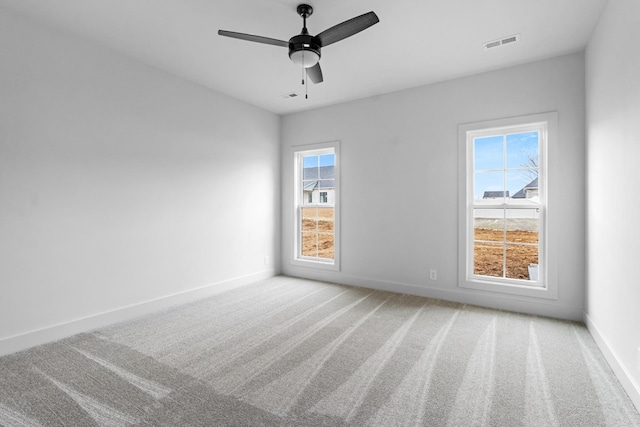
297, 4, 313, 32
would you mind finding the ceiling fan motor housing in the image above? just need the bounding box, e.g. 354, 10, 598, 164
289, 34, 321, 68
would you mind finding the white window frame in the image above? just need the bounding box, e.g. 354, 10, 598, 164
458, 112, 558, 299
292, 141, 340, 271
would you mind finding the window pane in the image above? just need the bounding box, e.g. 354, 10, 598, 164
506, 170, 539, 204
320, 167, 334, 180
474, 171, 505, 202
303, 155, 319, 169
474, 242, 504, 277
318, 233, 334, 259
301, 232, 318, 257
505, 209, 539, 244
320, 154, 335, 167
302, 181, 317, 204
318, 207, 334, 232
303, 155, 319, 180
474, 209, 504, 242
319, 171, 333, 181
303, 169, 318, 180
318, 179, 334, 190
506, 244, 538, 280
301, 207, 317, 231
506, 132, 538, 169
474, 135, 504, 171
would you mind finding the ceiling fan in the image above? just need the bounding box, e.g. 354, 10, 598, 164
218, 4, 379, 85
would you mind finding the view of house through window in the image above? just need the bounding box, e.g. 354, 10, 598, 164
468, 123, 545, 285
298, 148, 336, 261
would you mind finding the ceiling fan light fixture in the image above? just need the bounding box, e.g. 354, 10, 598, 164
289, 49, 320, 68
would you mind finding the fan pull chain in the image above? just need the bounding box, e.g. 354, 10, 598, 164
301, 51, 305, 85
300, 51, 308, 99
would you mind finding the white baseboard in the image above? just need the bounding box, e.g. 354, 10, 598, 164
584, 312, 640, 413
0, 269, 276, 357
283, 267, 583, 321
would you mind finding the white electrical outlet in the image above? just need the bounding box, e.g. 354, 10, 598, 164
429, 269, 437, 280
264, 256, 270, 265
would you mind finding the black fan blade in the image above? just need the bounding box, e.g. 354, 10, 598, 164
315, 11, 379, 47
218, 30, 288, 48
306, 63, 323, 84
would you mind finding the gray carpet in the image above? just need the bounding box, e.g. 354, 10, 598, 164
1, 276, 639, 426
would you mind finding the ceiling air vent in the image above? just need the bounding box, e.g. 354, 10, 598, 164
484, 34, 520, 50
281, 93, 299, 99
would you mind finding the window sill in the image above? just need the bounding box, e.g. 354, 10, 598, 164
459, 277, 557, 300
291, 257, 340, 272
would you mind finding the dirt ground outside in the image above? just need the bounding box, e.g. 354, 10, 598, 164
301, 207, 334, 259
474, 227, 538, 280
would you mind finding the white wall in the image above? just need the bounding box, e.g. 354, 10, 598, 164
585, 0, 640, 410
282, 53, 586, 320
0, 9, 280, 354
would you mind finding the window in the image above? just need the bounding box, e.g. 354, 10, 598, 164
458, 113, 557, 299
293, 142, 339, 269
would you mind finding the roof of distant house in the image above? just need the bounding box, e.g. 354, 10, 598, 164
512, 177, 538, 198
303, 166, 334, 180
483, 191, 509, 199
302, 166, 335, 190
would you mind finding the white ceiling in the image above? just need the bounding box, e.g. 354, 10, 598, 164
1, 0, 607, 115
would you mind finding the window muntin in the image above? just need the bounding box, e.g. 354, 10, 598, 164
294, 145, 338, 268
467, 124, 545, 287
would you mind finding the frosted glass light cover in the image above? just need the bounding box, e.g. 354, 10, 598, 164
290, 50, 319, 68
